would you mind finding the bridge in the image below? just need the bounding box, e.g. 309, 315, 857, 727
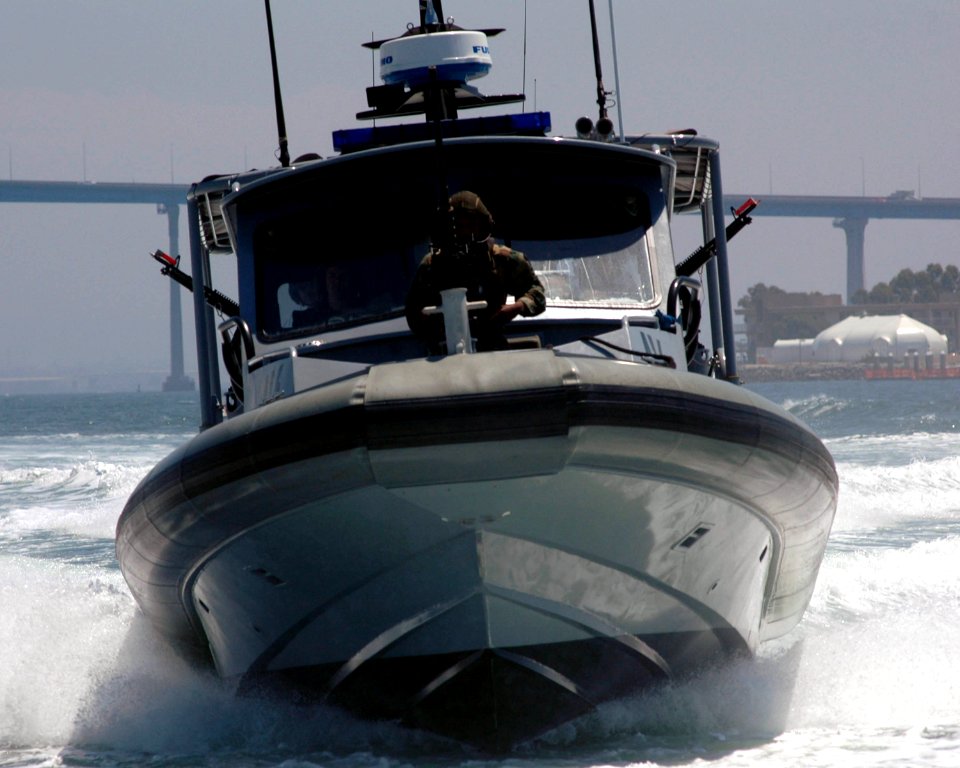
2, 179, 959, 389
742, 193, 960, 302
0, 180, 191, 390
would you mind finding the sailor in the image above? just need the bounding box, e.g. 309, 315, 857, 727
290, 275, 326, 327
405, 190, 546, 351
290, 262, 365, 328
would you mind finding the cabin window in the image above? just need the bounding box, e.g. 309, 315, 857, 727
255, 241, 427, 339
271, 258, 412, 333
458, 166, 664, 309
516, 229, 656, 308
240, 140, 670, 339
251, 206, 429, 340
509, 190, 666, 309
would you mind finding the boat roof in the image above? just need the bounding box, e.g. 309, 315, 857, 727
190, 127, 716, 255
629, 133, 716, 212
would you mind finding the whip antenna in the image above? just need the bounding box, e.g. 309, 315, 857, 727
587, 0, 608, 121
521, 0, 528, 111
264, 0, 290, 167
608, 0, 625, 142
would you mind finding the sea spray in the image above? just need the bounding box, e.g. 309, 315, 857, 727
0, 555, 130, 749
3, 385, 960, 766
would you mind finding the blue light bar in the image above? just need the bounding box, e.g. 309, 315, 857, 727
332, 111, 552, 154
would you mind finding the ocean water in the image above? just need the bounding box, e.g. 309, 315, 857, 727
2, 380, 959, 767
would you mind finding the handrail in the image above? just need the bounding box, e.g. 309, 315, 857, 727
218, 317, 255, 412
667, 276, 701, 323
219, 316, 255, 359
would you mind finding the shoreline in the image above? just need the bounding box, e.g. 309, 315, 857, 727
741, 362, 960, 382
741, 363, 868, 382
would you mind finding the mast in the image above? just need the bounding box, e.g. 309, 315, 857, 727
420, 0, 446, 31
587, 0, 608, 121
264, 0, 290, 167
585, 0, 614, 138
607, 0, 626, 142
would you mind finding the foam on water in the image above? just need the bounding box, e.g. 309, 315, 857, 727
3, 388, 960, 766
0, 556, 131, 749
798, 536, 960, 713
829, 455, 960, 540
782, 392, 851, 422
510, 444, 960, 765
0, 456, 460, 766
758, 380, 960, 448
1, 553, 456, 764
0, 465, 143, 561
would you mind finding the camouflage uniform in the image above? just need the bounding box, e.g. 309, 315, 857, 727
405, 238, 546, 352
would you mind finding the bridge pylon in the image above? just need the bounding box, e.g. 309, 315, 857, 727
158, 203, 194, 392
832, 216, 868, 301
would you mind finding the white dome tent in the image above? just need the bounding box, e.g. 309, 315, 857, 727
811, 314, 947, 363
767, 314, 948, 364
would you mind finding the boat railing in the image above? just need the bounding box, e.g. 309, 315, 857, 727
218, 316, 255, 413
666, 276, 701, 322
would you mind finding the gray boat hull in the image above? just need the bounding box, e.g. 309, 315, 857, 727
117, 350, 837, 749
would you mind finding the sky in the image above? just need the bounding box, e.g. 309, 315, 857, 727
2, 0, 959, 385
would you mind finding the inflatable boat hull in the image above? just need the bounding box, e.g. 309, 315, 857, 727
117, 350, 837, 749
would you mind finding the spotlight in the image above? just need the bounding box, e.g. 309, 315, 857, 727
575, 116, 594, 138
596, 117, 615, 141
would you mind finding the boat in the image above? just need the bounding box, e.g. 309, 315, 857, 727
117, 1, 838, 752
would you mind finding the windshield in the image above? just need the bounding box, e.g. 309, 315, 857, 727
236, 139, 671, 341
253, 212, 428, 338
517, 229, 656, 307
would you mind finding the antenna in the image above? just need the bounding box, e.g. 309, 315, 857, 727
371, 31, 378, 129
607, 0, 625, 143
420, 0, 446, 32
587, 0, 608, 120
586, 0, 614, 139
264, 0, 290, 168
521, 0, 528, 112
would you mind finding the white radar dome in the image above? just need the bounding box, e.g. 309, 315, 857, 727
380, 30, 492, 89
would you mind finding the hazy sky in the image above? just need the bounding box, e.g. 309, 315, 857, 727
2, 1, 959, 381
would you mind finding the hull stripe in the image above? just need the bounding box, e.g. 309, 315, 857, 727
119, 381, 837, 535
325, 588, 481, 695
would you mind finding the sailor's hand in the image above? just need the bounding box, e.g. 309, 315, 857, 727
491, 301, 524, 324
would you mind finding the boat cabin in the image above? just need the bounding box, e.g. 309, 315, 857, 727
181, 10, 740, 428
185, 125, 736, 426
238, 139, 671, 338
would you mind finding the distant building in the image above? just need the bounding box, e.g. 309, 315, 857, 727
738, 296, 960, 360
767, 338, 814, 364
737, 290, 844, 362
768, 314, 948, 364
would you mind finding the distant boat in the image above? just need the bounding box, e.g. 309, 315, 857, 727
117, 1, 837, 752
